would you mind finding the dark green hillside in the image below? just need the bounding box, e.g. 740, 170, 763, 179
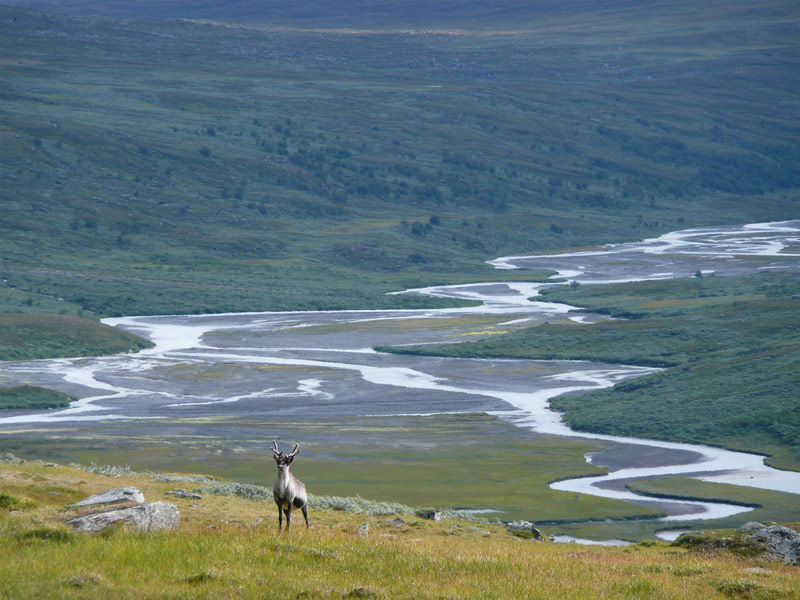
0, 385, 74, 410
4, 0, 797, 32
1, 3, 798, 316
381, 273, 800, 468
0, 314, 154, 360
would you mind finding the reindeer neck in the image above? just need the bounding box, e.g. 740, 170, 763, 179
275, 467, 293, 487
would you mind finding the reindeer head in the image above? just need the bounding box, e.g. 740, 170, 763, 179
272, 440, 300, 473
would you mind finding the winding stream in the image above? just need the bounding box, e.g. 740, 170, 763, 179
1, 220, 799, 528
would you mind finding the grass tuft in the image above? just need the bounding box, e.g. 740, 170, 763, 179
16, 526, 75, 544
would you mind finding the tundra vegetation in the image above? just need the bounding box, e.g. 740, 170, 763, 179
0, 385, 74, 410
0, 313, 153, 361
2, 456, 800, 600
1, 1, 798, 322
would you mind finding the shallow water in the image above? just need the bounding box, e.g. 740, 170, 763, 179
1, 220, 799, 524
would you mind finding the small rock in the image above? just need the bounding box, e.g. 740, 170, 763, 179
66, 501, 179, 534
387, 516, 405, 524
417, 510, 445, 521
744, 567, 770, 574
738, 521, 765, 532
71, 487, 144, 508
251, 519, 262, 526
344, 587, 376, 598
357, 522, 369, 537
467, 526, 490, 535
165, 489, 202, 500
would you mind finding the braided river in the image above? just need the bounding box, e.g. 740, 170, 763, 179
2, 220, 799, 535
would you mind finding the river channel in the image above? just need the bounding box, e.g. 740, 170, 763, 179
1, 220, 799, 531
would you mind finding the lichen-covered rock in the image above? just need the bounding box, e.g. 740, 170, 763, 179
506, 520, 544, 540
71, 487, 144, 508
748, 525, 800, 565
66, 502, 179, 533
738, 521, 765, 533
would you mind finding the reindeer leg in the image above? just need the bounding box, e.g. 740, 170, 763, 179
277, 503, 283, 532
284, 506, 292, 531
302, 504, 310, 528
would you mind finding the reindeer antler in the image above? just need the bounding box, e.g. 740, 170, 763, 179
286, 444, 300, 459
271, 440, 283, 457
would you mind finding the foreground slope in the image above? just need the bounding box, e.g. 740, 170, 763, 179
2, 457, 799, 599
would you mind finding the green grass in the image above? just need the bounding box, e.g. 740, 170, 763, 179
2, 458, 800, 599
0, 313, 153, 361
0, 385, 74, 410
381, 273, 800, 467
1, 2, 798, 317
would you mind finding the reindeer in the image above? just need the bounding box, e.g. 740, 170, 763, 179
271, 440, 310, 531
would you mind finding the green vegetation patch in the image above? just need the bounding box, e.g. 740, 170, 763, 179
0, 385, 74, 410
0, 492, 37, 511
0, 313, 153, 361
383, 273, 800, 466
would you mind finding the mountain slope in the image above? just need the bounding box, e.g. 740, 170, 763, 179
1, 3, 798, 316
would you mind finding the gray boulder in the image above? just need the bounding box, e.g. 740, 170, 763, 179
71, 487, 144, 508
737, 521, 765, 533
748, 525, 800, 565
67, 501, 179, 533
507, 520, 544, 540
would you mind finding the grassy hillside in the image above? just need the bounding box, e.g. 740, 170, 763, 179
380, 273, 800, 468
2, 458, 799, 599
0, 313, 153, 360
1, 3, 798, 317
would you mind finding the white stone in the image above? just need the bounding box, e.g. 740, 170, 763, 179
72, 487, 144, 507
67, 502, 179, 533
